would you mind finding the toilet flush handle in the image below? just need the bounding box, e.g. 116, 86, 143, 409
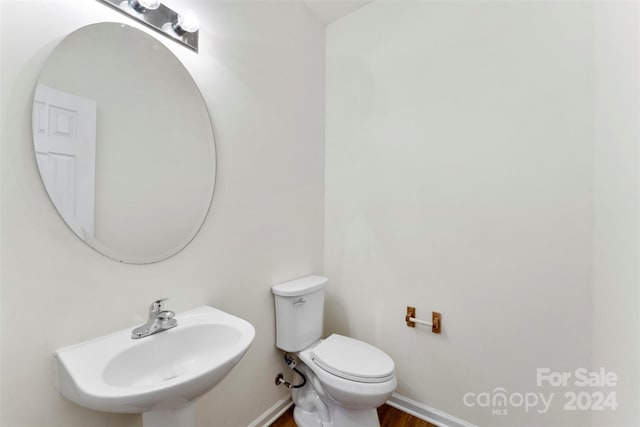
293, 298, 306, 306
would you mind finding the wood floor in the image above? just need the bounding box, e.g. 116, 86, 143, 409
270, 404, 437, 427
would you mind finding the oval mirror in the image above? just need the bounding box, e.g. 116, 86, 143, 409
32, 23, 216, 264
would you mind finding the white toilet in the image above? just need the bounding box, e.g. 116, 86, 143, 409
272, 275, 397, 427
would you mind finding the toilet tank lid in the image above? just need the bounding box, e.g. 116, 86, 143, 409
272, 275, 328, 296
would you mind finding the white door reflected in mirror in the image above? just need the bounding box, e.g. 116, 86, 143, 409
33, 84, 97, 239
32, 23, 216, 263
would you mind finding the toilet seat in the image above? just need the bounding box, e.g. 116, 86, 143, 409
310, 334, 394, 383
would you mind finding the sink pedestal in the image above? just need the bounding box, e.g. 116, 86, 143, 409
142, 405, 195, 427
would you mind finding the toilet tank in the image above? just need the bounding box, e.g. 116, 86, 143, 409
272, 275, 327, 352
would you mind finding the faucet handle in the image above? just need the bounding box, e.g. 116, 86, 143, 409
149, 298, 168, 315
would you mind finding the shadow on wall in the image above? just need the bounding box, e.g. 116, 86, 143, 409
324, 293, 351, 338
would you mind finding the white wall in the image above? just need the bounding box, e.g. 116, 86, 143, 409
325, 2, 593, 426
592, 2, 640, 427
0, 1, 325, 426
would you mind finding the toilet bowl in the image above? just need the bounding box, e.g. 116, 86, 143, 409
272, 276, 397, 427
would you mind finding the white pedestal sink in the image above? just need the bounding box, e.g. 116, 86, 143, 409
54, 306, 255, 427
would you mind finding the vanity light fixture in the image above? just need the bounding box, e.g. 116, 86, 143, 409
128, 0, 160, 12
173, 10, 199, 35
97, 0, 199, 52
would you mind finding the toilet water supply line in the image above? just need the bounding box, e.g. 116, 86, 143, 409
275, 354, 307, 389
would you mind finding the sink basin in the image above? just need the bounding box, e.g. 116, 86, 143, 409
54, 306, 255, 422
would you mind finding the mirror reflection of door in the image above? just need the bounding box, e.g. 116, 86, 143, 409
33, 84, 97, 239
32, 23, 216, 263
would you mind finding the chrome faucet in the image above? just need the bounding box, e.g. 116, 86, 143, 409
131, 298, 178, 339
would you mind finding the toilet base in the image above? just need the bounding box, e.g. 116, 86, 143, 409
287, 351, 389, 427
294, 406, 328, 427
293, 405, 380, 427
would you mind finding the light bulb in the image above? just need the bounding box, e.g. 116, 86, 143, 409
174, 10, 199, 34
128, 0, 160, 12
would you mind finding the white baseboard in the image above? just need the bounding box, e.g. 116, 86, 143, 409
247, 395, 293, 427
387, 393, 477, 427
248, 392, 474, 427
